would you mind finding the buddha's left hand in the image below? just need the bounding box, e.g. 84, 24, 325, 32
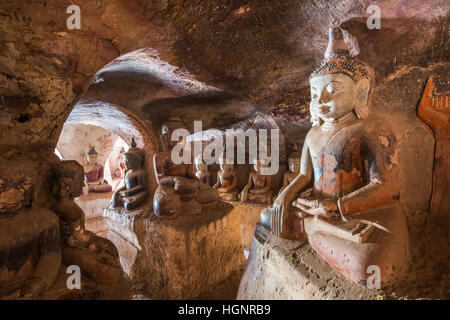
292, 197, 338, 218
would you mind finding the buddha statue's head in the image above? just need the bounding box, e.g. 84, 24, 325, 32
161, 117, 187, 150
194, 154, 209, 172
287, 145, 301, 173
309, 27, 374, 123
123, 138, 145, 170
54, 160, 85, 199
86, 147, 99, 165
218, 153, 234, 171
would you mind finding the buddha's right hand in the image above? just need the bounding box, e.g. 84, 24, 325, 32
271, 192, 292, 236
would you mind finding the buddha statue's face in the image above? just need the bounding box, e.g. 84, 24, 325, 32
196, 163, 208, 172
123, 154, 140, 170
58, 171, 84, 199
87, 153, 98, 164
254, 161, 268, 173
288, 158, 300, 173
59, 177, 79, 199
310, 73, 356, 122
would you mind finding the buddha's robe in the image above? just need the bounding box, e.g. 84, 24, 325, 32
305, 119, 409, 285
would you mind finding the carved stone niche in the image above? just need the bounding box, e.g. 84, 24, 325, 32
104, 201, 246, 299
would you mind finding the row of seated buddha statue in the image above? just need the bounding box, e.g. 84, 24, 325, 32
105, 116, 304, 215
194, 148, 302, 205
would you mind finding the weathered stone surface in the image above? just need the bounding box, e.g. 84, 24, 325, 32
238, 225, 379, 300
369, 64, 449, 269
105, 201, 246, 299
239, 224, 449, 300
230, 203, 265, 252
75, 192, 113, 238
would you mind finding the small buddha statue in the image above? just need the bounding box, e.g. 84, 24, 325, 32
153, 117, 219, 217
277, 145, 301, 196
110, 138, 148, 211
213, 153, 239, 202
84, 147, 112, 193
195, 154, 213, 186
260, 27, 410, 287
0, 177, 61, 299
240, 158, 273, 204
52, 160, 125, 285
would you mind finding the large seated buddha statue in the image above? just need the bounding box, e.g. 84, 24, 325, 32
261, 27, 410, 287
153, 117, 219, 217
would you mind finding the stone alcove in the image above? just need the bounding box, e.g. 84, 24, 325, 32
62, 49, 268, 299
56, 123, 128, 237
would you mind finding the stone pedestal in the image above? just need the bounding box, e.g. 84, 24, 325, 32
229, 203, 265, 254
104, 201, 246, 299
237, 224, 380, 300
75, 192, 113, 237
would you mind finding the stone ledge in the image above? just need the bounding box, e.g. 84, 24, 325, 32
228, 202, 266, 252
105, 201, 246, 299
75, 192, 113, 235
238, 224, 380, 300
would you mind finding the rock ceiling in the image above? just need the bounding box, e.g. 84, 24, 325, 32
0, 0, 448, 148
